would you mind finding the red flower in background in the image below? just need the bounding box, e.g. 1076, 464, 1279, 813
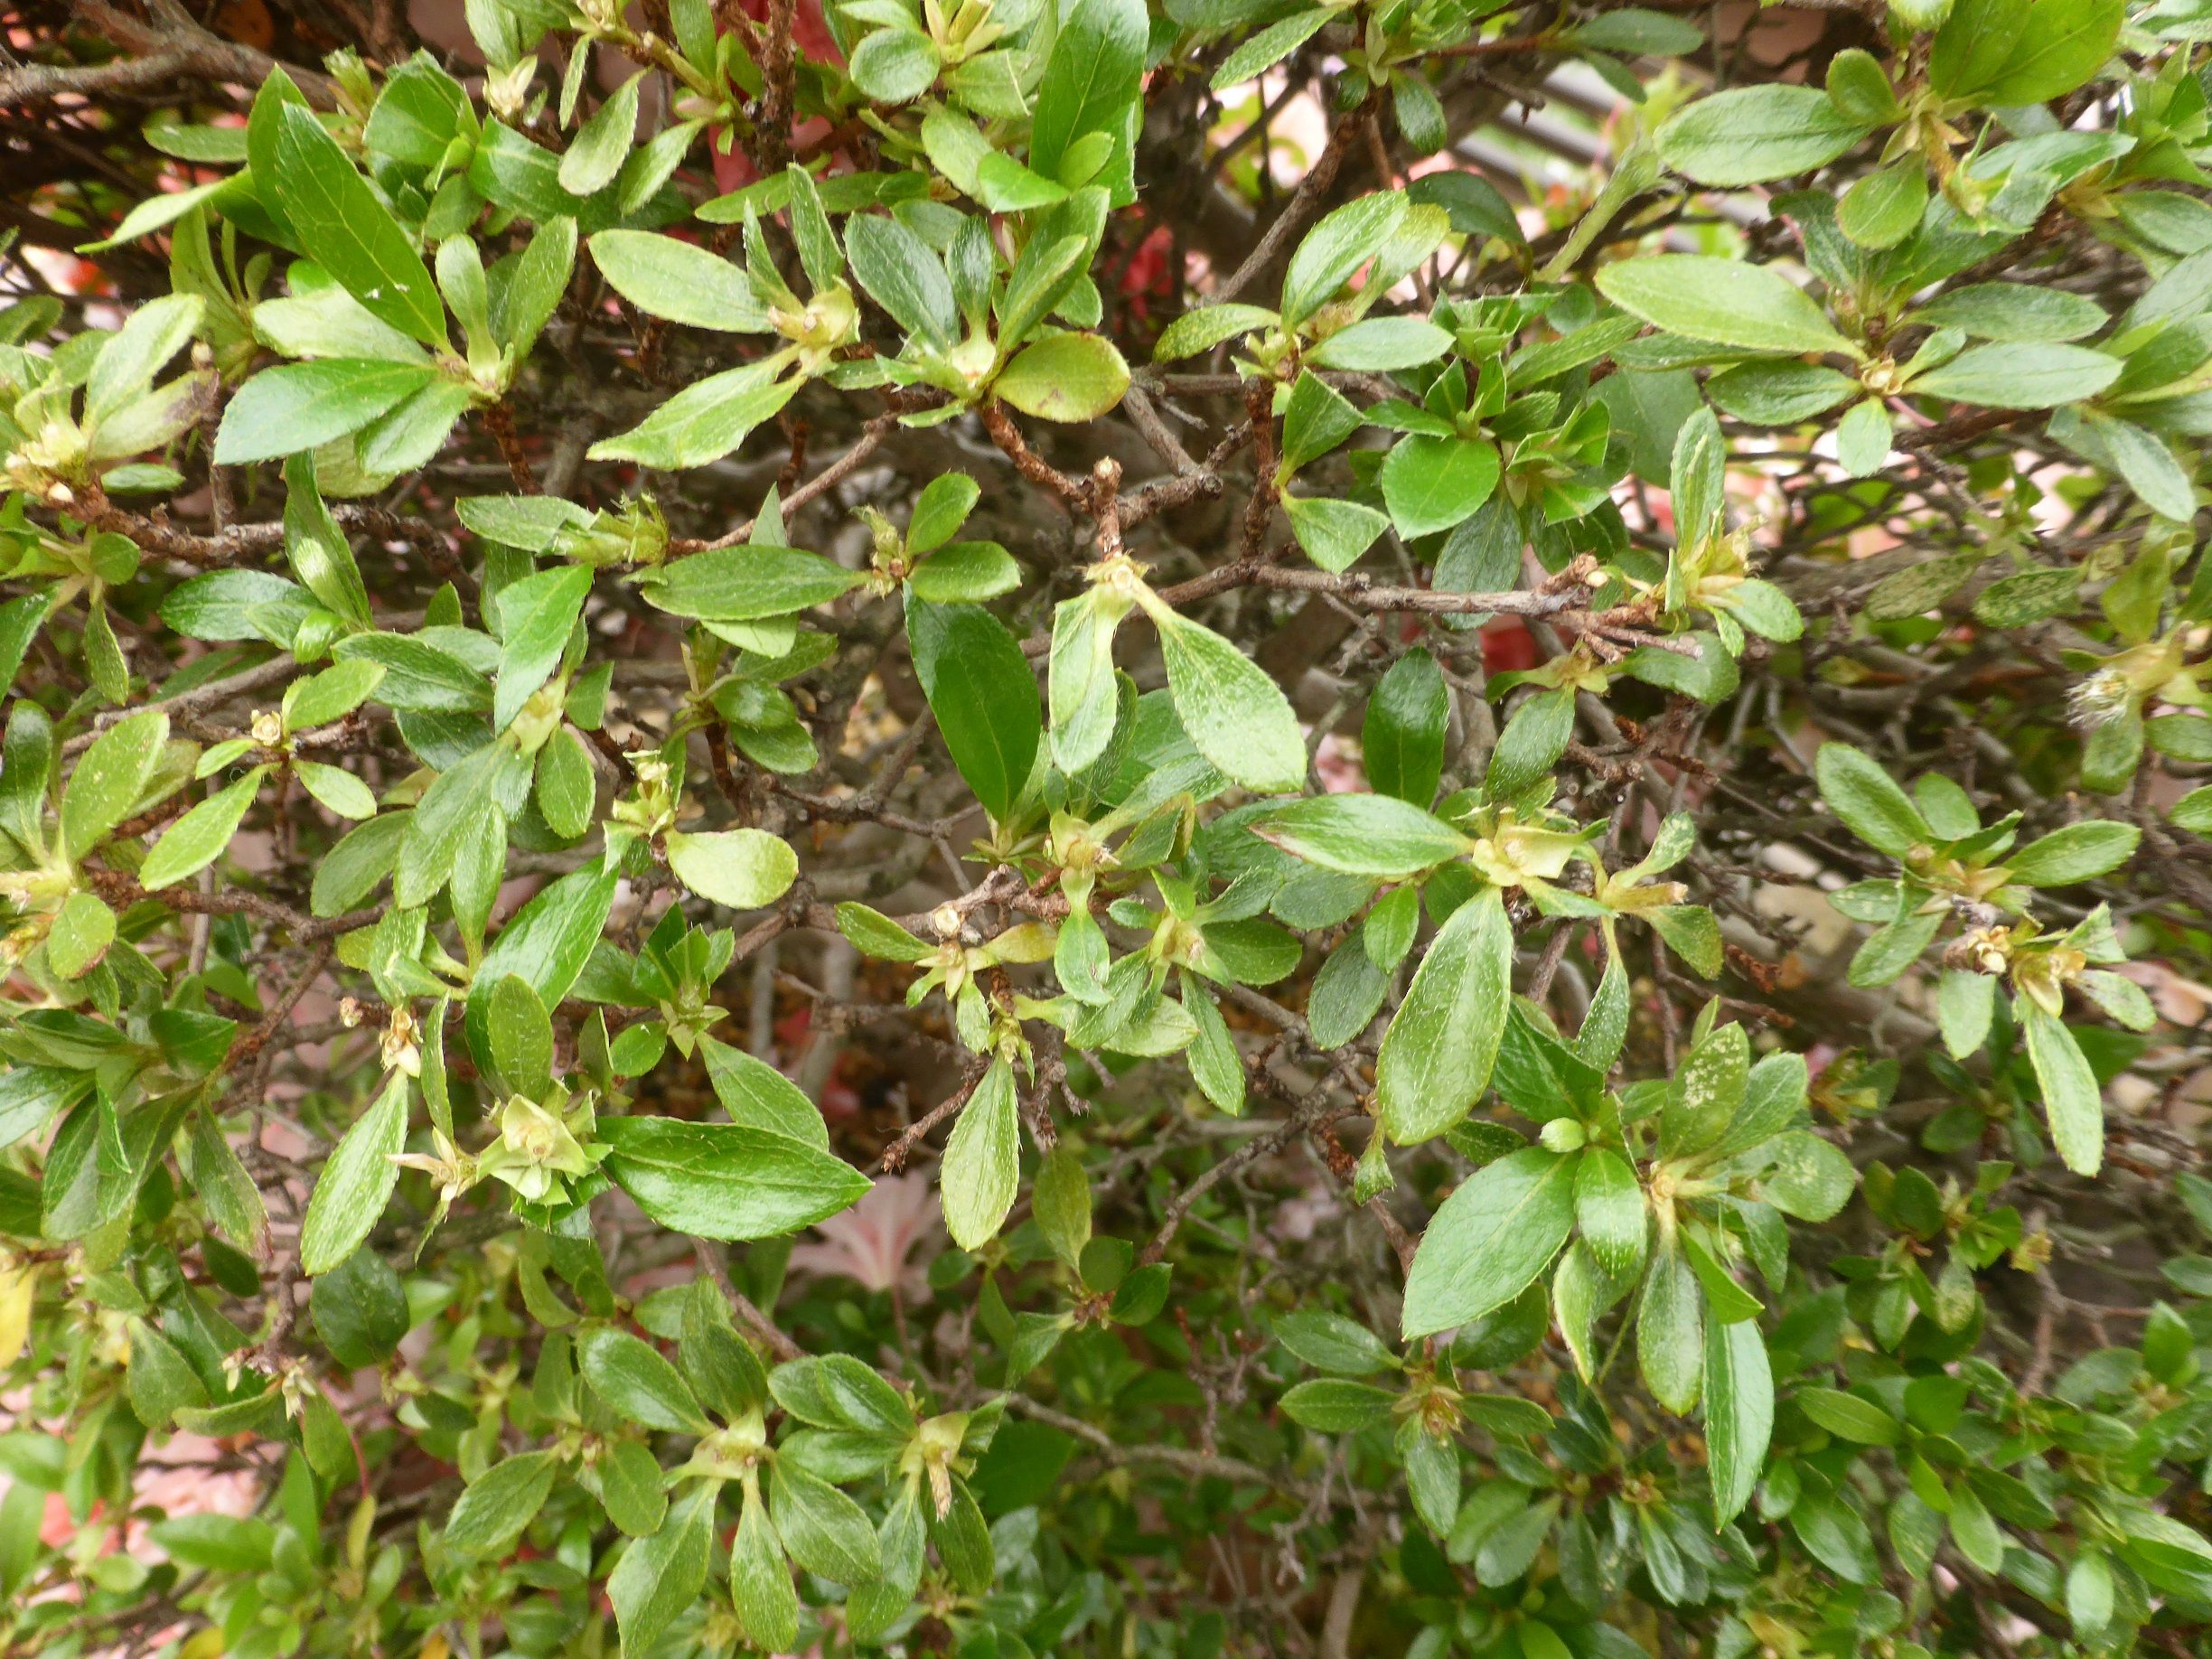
1481, 617, 1540, 673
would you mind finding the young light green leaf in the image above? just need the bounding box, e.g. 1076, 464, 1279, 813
664, 829, 798, 911
298, 1072, 408, 1276
2020, 999, 2104, 1176
141, 769, 267, 890
1254, 793, 1469, 879
941, 1059, 1019, 1251
1377, 887, 1512, 1145
1598, 256, 1861, 361
61, 709, 170, 863
1148, 605, 1307, 793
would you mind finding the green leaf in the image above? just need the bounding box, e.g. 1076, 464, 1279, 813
1211, 7, 1332, 88
87, 294, 202, 419
2068, 1549, 2115, 1637
1570, 6, 1705, 52
46, 891, 116, 981
609, 1486, 713, 1654
333, 633, 492, 711
141, 769, 266, 890
396, 745, 521, 907
1280, 371, 1364, 475
638, 544, 862, 620
664, 829, 798, 910
1637, 1237, 1704, 1413
61, 709, 169, 863
696, 1036, 826, 1148
187, 1111, 267, 1254
268, 105, 446, 345
1912, 282, 2105, 342
1574, 1148, 1647, 1281
148, 1513, 275, 1572
1275, 1310, 1398, 1375
214, 361, 438, 465
2086, 413, 2196, 522
731, 1481, 800, 1650
1401, 1147, 1577, 1337
1486, 687, 1576, 799
835, 902, 933, 962
850, 28, 941, 102
907, 540, 1019, 604
1280, 1378, 1396, 1431
1598, 256, 1861, 361
1254, 793, 1469, 879
1947, 1482, 2006, 1572
1838, 161, 1926, 251
285, 659, 384, 733
1364, 650, 1448, 805
2020, 999, 2104, 1176
588, 230, 765, 332
598, 1115, 870, 1239
79, 182, 227, 254
1381, 435, 1501, 539
127, 1321, 209, 1429
459, 866, 615, 1067
1656, 85, 1874, 187
299, 1072, 408, 1276
1180, 968, 1244, 1116
994, 333, 1130, 420
486, 975, 553, 1095
1795, 1385, 1900, 1446
1814, 744, 1929, 857
1704, 1316, 1772, 1527
445, 1449, 559, 1557
312, 1246, 409, 1369
589, 361, 801, 469
559, 72, 641, 197
1377, 887, 1513, 1145
906, 474, 979, 554
1663, 1019, 1748, 1161
1284, 494, 1389, 573
2005, 820, 2139, 886
941, 1059, 1020, 1251
847, 214, 955, 348
535, 727, 595, 839
907, 600, 1039, 823
1028, 0, 1147, 183
1306, 316, 1453, 373
1909, 342, 2119, 408
284, 454, 372, 629
581, 1325, 712, 1432
1154, 303, 1277, 362
1282, 192, 1407, 328
770, 1459, 883, 1584
1758, 1131, 1857, 1221
1149, 605, 1307, 793
1032, 1146, 1092, 1269
1932, 0, 2121, 105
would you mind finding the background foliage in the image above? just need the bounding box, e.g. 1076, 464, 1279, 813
3, 0, 2212, 1653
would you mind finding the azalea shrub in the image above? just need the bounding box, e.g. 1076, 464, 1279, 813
7, 0, 2212, 1653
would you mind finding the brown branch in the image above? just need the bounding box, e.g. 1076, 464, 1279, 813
696, 1237, 804, 1363
1213, 100, 1373, 305
62, 1, 338, 106
979, 400, 1095, 511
